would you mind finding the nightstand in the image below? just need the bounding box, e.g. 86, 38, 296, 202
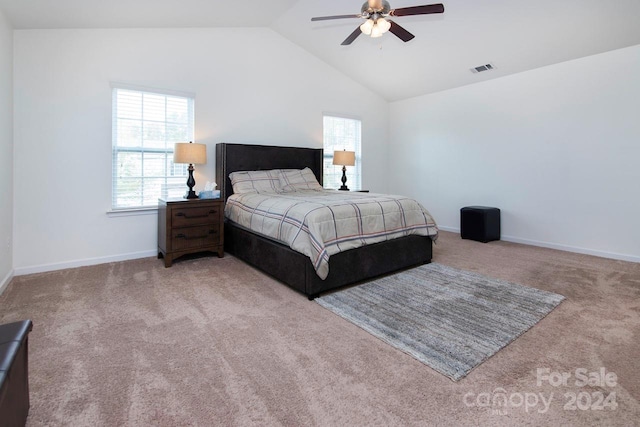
157, 198, 224, 267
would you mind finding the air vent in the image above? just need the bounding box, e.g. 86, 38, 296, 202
471, 63, 496, 74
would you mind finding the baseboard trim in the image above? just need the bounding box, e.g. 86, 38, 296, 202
437, 226, 461, 234
10, 227, 640, 277
437, 226, 640, 263
0, 269, 15, 296
13, 250, 158, 276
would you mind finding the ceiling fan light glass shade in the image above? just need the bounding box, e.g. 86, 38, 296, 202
370, 23, 384, 38
360, 19, 374, 35
377, 17, 391, 33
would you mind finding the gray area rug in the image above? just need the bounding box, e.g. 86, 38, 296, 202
316, 263, 565, 381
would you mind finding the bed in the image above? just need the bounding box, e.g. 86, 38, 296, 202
215, 143, 437, 299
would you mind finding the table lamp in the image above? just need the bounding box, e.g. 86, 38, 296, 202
332, 150, 356, 191
173, 141, 207, 199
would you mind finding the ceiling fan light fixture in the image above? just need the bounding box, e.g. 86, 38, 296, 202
360, 18, 375, 35
376, 17, 391, 33
369, 17, 390, 38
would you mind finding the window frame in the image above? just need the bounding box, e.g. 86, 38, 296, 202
322, 113, 362, 191
110, 83, 195, 211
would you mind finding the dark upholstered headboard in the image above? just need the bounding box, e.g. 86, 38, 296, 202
215, 143, 324, 201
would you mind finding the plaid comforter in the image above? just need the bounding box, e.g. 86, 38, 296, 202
225, 190, 438, 279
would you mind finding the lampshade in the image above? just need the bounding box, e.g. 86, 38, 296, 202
174, 142, 207, 165
360, 19, 375, 35
333, 150, 356, 166
377, 17, 391, 33
370, 17, 391, 38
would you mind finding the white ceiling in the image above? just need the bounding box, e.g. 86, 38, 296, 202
2, 0, 640, 101
0, 0, 300, 28
273, 0, 640, 101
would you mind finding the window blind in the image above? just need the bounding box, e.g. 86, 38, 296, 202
322, 115, 362, 190
111, 86, 195, 209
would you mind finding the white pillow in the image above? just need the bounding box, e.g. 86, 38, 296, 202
229, 170, 283, 194
279, 168, 323, 192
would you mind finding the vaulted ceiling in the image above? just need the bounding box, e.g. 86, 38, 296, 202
0, 0, 300, 28
2, 0, 640, 101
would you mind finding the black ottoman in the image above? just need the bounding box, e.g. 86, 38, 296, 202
461, 206, 500, 243
0, 320, 33, 427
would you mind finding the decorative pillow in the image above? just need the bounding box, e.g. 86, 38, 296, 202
229, 170, 283, 194
279, 168, 324, 192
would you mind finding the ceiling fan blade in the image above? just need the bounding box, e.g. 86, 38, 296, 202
389, 3, 445, 17
341, 27, 363, 45
311, 14, 362, 22
388, 21, 415, 42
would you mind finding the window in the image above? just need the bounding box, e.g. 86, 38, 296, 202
323, 115, 362, 190
112, 85, 194, 210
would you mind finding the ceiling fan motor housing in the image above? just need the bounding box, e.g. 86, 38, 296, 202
361, 0, 391, 16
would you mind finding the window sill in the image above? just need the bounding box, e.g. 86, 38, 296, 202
106, 208, 158, 218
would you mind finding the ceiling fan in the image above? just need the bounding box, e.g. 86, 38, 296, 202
311, 0, 445, 45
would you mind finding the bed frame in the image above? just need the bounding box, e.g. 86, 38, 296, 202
215, 143, 433, 299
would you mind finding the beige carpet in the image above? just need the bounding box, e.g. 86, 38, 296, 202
1, 231, 639, 426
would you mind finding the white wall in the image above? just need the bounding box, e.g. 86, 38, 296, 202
0, 9, 13, 290
390, 44, 640, 262
13, 28, 389, 273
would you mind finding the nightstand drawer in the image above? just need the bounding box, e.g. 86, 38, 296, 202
172, 206, 221, 227
171, 225, 221, 251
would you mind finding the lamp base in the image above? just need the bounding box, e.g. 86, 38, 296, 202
184, 164, 198, 199
339, 165, 349, 191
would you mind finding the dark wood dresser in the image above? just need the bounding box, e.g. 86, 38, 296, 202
157, 198, 224, 267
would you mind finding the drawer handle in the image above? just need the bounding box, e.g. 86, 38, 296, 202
176, 210, 217, 219
176, 230, 217, 240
